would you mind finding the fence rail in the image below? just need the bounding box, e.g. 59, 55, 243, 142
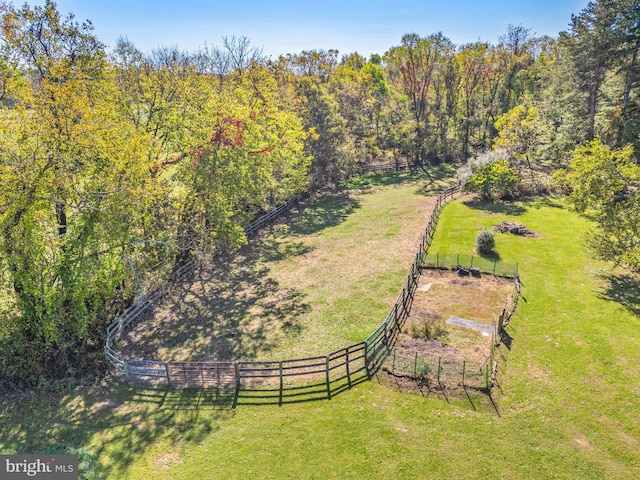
420, 253, 518, 278
105, 167, 514, 403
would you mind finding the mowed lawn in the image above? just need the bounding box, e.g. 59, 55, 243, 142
2, 181, 640, 479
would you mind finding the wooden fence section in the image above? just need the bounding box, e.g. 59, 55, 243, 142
105, 259, 197, 375
105, 179, 472, 404
243, 192, 310, 237
166, 361, 236, 388
243, 161, 415, 237
353, 161, 413, 175
236, 356, 330, 405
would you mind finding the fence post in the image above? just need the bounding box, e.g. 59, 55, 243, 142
325, 356, 332, 400
493, 259, 497, 275
401, 289, 407, 318
233, 362, 241, 409
462, 360, 466, 388
279, 361, 283, 406
437, 356, 442, 388
346, 348, 352, 389
364, 342, 370, 379
392, 349, 396, 373
165, 362, 170, 386
124, 359, 130, 380
485, 358, 489, 390
413, 352, 418, 377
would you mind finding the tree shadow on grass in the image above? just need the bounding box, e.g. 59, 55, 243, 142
288, 192, 360, 236
115, 188, 370, 365
0, 383, 236, 479
339, 163, 459, 196
118, 246, 312, 363
464, 195, 572, 217
1, 365, 375, 478
462, 199, 528, 216
341, 171, 415, 189
598, 272, 640, 317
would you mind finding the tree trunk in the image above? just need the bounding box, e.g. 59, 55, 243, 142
56, 202, 67, 237
587, 60, 603, 141
617, 37, 639, 146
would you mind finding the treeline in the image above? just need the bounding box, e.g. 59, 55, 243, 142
0, 0, 638, 389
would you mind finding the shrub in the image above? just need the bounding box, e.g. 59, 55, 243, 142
407, 313, 446, 340
466, 160, 519, 200
475, 229, 496, 255
416, 359, 431, 378
457, 150, 519, 200
457, 150, 508, 189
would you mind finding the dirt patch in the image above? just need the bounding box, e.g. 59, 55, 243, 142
153, 452, 183, 471
397, 338, 461, 359
402, 269, 515, 363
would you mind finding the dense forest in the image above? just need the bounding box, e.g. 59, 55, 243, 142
0, 0, 638, 389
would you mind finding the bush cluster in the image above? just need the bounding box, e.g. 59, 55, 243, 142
457, 150, 519, 200
475, 229, 496, 255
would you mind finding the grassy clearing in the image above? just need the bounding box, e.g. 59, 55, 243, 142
119, 166, 456, 362
2, 181, 640, 479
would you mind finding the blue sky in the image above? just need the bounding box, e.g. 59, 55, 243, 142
31, 0, 590, 58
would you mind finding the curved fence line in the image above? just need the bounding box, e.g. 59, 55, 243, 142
105, 180, 464, 404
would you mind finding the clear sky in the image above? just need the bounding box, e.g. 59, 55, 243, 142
29, 0, 591, 58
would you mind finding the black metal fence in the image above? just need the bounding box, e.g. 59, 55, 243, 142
420, 253, 518, 278
106, 174, 513, 403
384, 350, 492, 392
383, 257, 521, 392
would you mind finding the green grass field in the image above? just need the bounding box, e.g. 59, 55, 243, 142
2, 173, 639, 479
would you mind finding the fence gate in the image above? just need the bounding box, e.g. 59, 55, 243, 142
166, 361, 236, 388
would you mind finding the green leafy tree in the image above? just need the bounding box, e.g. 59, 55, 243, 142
0, 0, 161, 386
560, 0, 623, 141
459, 153, 519, 200
385, 33, 452, 165
494, 102, 551, 178
172, 66, 309, 260
559, 139, 640, 268
456, 42, 489, 160
0, 3, 309, 388
466, 160, 519, 200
